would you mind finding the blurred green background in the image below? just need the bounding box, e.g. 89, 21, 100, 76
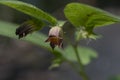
0, 0, 120, 80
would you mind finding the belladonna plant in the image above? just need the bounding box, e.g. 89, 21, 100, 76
0, 1, 120, 80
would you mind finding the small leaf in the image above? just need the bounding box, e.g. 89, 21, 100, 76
64, 3, 120, 29
64, 45, 97, 65
57, 20, 66, 27
0, 1, 57, 25
49, 57, 63, 70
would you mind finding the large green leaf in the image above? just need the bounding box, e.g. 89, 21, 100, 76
64, 3, 120, 29
64, 45, 97, 65
0, 1, 57, 25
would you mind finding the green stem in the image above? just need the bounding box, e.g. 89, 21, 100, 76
72, 44, 89, 80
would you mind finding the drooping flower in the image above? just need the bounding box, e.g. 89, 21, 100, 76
16, 19, 44, 39
45, 26, 63, 50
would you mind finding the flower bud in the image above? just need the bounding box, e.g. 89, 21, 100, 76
45, 26, 63, 50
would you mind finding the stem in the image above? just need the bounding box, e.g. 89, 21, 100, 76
72, 43, 89, 80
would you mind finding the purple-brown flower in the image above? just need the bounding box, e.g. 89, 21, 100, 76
16, 22, 34, 39
16, 20, 43, 39
45, 26, 63, 50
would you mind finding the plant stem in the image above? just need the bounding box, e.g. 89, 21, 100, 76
72, 44, 89, 80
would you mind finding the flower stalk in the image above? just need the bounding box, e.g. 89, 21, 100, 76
73, 44, 89, 80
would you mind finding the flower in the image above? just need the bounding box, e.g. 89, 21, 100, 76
45, 26, 63, 50
16, 21, 34, 39
16, 20, 43, 39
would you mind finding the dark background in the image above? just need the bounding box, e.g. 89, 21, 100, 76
0, 0, 120, 80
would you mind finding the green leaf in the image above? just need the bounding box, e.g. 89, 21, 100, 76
64, 3, 120, 29
57, 20, 66, 27
64, 45, 97, 65
49, 57, 63, 70
0, 1, 57, 25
